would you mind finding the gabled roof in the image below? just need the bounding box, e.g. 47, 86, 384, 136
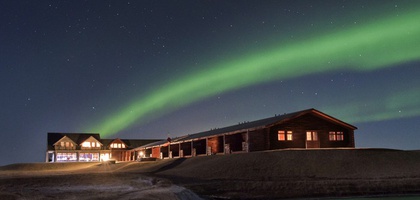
52, 135, 78, 146
47, 132, 100, 150
80, 135, 103, 146
136, 108, 357, 149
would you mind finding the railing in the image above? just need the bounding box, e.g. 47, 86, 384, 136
80, 147, 101, 150
55, 146, 76, 150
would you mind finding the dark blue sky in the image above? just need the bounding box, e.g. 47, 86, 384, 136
1, 0, 419, 166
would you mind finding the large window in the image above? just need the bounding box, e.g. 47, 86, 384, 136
329, 131, 344, 141
278, 130, 293, 141
56, 153, 77, 162
79, 153, 99, 162
306, 131, 318, 141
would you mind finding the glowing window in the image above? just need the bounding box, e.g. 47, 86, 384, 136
329, 132, 336, 141
278, 131, 285, 141
278, 130, 293, 141
82, 142, 91, 147
307, 131, 318, 141
286, 131, 293, 140
79, 153, 99, 162
56, 153, 77, 162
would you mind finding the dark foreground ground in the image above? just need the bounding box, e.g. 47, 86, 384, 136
1, 149, 420, 199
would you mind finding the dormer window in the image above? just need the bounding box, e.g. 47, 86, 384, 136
54, 136, 76, 150
82, 142, 100, 148
110, 143, 126, 148
60, 142, 74, 148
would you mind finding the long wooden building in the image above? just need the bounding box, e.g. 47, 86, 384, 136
134, 108, 357, 159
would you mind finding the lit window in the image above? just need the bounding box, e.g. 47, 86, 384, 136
307, 131, 318, 141
329, 132, 336, 141
278, 131, 285, 141
286, 131, 293, 141
56, 153, 77, 162
82, 142, 91, 147
278, 130, 293, 141
337, 132, 344, 140
122, 144, 125, 148
61, 142, 65, 147
329, 131, 344, 141
118, 143, 121, 148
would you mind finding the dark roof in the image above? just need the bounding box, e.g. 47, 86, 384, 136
100, 139, 114, 148
121, 139, 162, 149
136, 108, 357, 149
101, 138, 161, 149
47, 133, 161, 150
47, 132, 100, 150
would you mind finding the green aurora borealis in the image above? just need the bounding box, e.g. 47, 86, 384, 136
87, 7, 420, 137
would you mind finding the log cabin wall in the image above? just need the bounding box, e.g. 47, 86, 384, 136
248, 129, 269, 152
152, 147, 160, 158
111, 150, 124, 161
269, 113, 355, 149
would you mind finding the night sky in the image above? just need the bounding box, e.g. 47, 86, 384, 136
1, 0, 420, 166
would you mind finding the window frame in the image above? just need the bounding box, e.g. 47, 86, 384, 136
278, 130, 293, 141
329, 131, 344, 141
306, 131, 318, 141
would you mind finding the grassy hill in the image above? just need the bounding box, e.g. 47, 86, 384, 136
146, 149, 420, 199
2, 148, 420, 199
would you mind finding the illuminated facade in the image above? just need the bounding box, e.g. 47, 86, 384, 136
134, 108, 357, 159
46, 133, 159, 162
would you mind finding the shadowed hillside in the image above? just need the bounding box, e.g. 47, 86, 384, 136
1, 149, 420, 199
144, 149, 420, 199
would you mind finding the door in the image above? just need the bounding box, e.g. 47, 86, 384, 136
306, 131, 320, 148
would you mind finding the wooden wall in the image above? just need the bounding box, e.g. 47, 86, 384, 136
269, 113, 355, 149
248, 129, 269, 152
152, 147, 160, 158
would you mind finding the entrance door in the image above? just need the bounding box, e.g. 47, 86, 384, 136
306, 131, 320, 148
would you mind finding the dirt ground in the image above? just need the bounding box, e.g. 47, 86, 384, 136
0, 162, 201, 200
1, 149, 420, 199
